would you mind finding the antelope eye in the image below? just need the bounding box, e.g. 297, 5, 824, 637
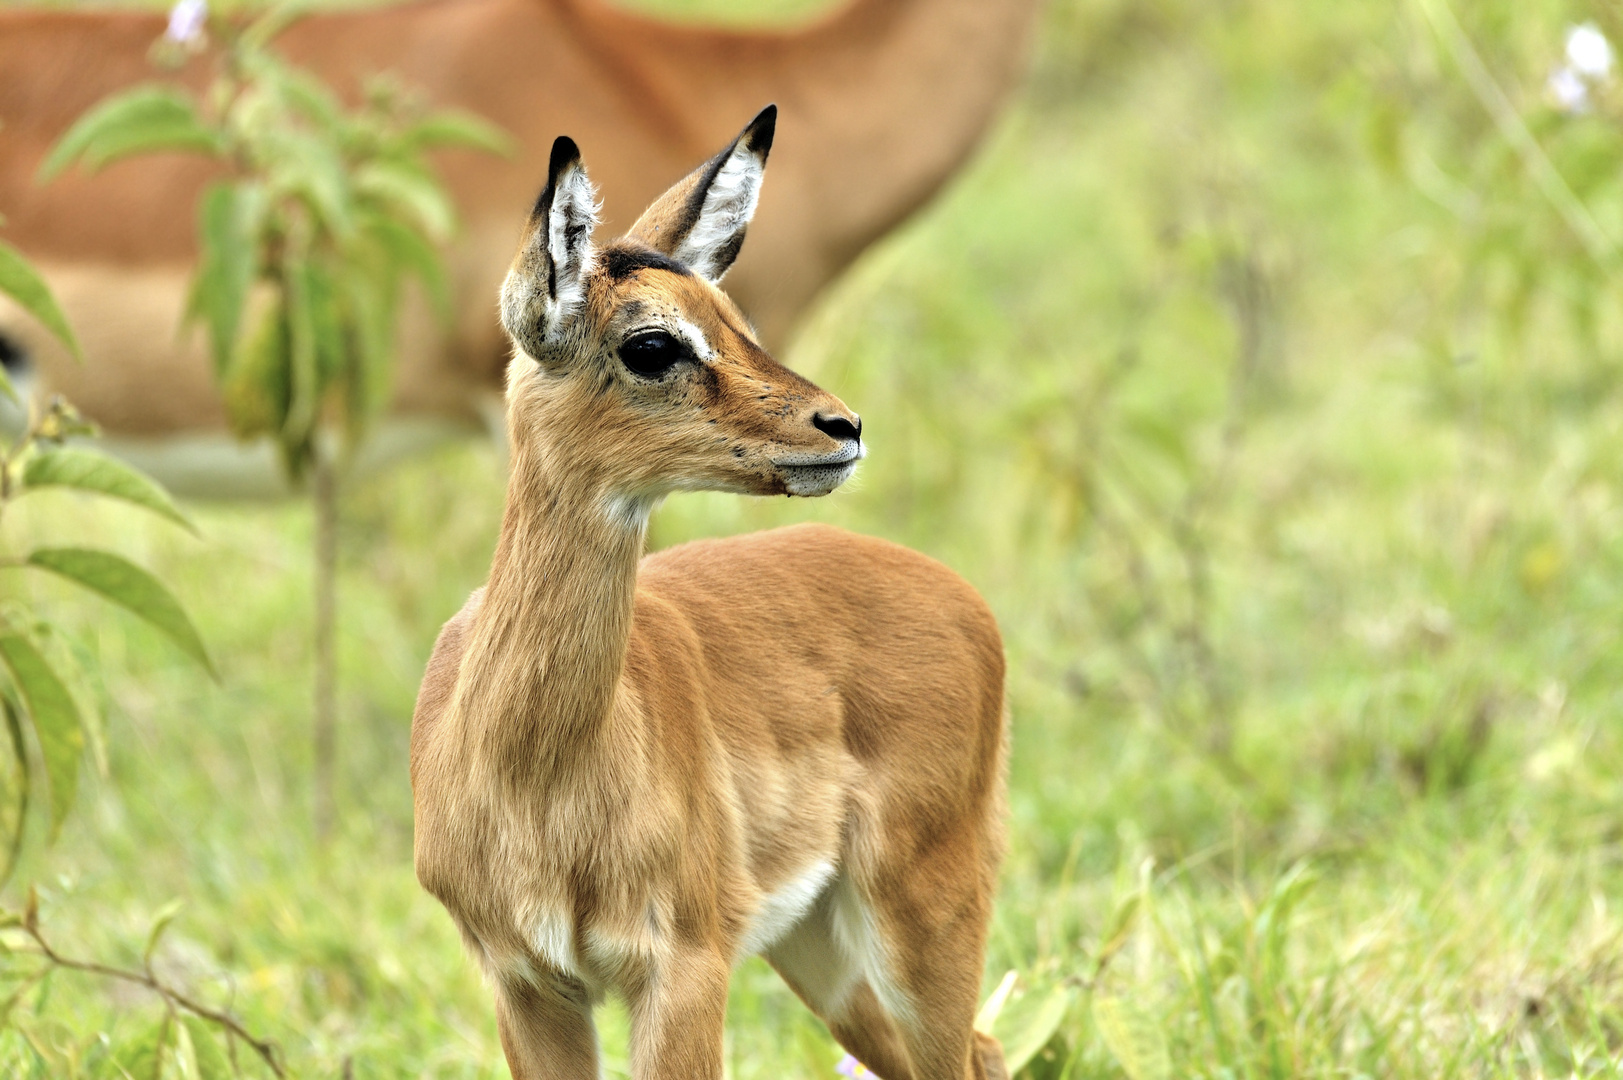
618, 330, 692, 378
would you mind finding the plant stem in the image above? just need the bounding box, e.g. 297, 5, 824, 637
1414, 0, 1615, 265
312, 449, 338, 841
20, 920, 285, 1077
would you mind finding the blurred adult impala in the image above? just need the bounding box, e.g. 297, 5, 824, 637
0, 0, 1040, 492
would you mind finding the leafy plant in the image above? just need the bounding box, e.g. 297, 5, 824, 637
43, 3, 509, 836
1, 887, 284, 1077
0, 231, 211, 881
0, 213, 278, 1076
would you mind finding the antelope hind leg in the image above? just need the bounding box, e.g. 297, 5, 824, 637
857, 849, 1004, 1080
767, 890, 916, 1080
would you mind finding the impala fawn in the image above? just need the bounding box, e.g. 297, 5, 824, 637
410, 106, 1009, 1080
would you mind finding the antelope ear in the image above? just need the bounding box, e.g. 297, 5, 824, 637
627, 104, 776, 283
501, 135, 600, 358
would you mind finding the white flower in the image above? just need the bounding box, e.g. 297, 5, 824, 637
1549, 65, 1590, 113
1565, 22, 1613, 80
165, 0, 207, 44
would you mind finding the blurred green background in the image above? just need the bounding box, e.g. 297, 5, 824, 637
7, 0, 1623, 1075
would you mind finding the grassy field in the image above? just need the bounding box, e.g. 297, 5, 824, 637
5, 0, 1623, 1076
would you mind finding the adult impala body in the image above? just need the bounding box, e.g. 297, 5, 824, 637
0, 0, 1040, 462
410, 108, 1009, 1078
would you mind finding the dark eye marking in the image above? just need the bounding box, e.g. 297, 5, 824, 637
618, 330, 695, 379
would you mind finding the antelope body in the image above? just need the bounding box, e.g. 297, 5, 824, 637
410, 109, 1009, 1078
0, 0, 1040, 456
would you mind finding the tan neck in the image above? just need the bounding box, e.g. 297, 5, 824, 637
450, 418, 645, 787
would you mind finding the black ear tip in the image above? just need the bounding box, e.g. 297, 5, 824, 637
548, 135, 582, 179
530, 136, 583, 220
743, 104, 777, 156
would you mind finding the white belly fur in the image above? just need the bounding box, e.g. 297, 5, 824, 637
737, 859, 837, 961
515, 859, 839, 984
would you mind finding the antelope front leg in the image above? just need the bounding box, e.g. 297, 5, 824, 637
494, 976, 601, 1080
628, 947, 731, 1080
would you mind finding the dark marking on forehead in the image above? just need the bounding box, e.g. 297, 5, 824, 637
601, 243, 692, 282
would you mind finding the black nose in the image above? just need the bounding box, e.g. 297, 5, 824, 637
812, 412, 862, 443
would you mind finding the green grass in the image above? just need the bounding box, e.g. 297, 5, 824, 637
7, 0, 1623, 1076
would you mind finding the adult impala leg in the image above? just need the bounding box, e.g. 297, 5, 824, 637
494, 976, 600, 1080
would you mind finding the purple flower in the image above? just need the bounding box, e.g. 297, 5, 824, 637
836, 1055, 872, 1078
1550, 66, 1590, 114
165, 0, 207, 45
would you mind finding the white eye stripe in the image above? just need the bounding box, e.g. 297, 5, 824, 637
671, 318, 715, 361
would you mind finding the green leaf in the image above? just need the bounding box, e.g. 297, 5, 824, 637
273, 64, 346, 134
190, 183, 264, 376
338, 268, 391, 433
0, 238, 81, 365
0, 632, 83, 839
1093, 993, 1171, 1080
0, 701, 30, 888
142, 898, 184, 968
399, 109, 515, 156
182, 1017, 233, 1080
305, 259, 346, 389
266, 130, 351, 236
1254, 860, 1316, 982
363, 212, 451, 325
994, 983, 1073, 1074
39, 86, 219, 179
280, 256, 321, 465
172, 1017, 202, 1080
222, 300, 292, 441
1092, 891, 1142, 978
22, 447, 196, 534
976, 970, 1018, 1032
353, 159, 457, 241
26, 548, 214, 677
113, 1012, 174, 1080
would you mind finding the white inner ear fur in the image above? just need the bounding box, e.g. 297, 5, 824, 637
674, 144, 764, 282
547, 162, 601, 326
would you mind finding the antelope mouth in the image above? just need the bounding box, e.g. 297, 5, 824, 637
771, 445, 864, 497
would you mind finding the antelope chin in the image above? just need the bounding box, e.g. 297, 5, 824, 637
773, 446, 863, 497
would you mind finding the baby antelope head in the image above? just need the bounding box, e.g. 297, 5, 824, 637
499, 105, 863, 511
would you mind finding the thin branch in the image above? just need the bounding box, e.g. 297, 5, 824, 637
14, 917, 285, 1077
